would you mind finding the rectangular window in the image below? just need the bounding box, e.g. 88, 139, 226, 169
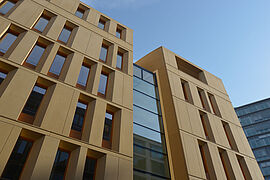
23, 42, 46, 69
116, 28, 122, 39
116, 51, 123, 70
1, 137, 33, 180
75, 7, 84, 19
33, 13, 51, 33
77, 63, 90, 89
48, 52, 66, 78
19, 84, 46, 124
0, 70, 7, 84
208, 93, 221, 117
0, 0, 17, 15
49, 149, 70, 180
199, 111, 209, 140
99, 44, 108, 62
237, 155, 251, 180
181, 79, 192, 103
218, 148, 235, 180
98, 72, 108, 97
199, 143, 210, 179
102, 111, 113, 149
58, 24, 72, 44
222, 121, 238, 151
83, 157, 97, 180
198, 88, 206, 109
70, 101, 87, 139
98, 19, 106, 30
0, 29, 19, 55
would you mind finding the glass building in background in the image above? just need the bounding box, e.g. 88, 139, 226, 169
235, 98, 270, 179
133, 64, 171, 179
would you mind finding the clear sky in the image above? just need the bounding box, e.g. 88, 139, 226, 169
81, 0, 270, 107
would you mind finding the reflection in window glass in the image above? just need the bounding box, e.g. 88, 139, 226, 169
133, 76, 156, 98
99, 45, 108, 62
0, 71, 7, 84
0, 0, 15, 15
49, 149, 70, 180
1, 137, 33, 180
133, 65, 142, 78
143, 70, 155, 84
98, 19, 105, 30
103, 112, 113, 141
98, 73, 108, 95
116, 28, 121, 38
58, 26, 72, 43
0, 32, 18, 54
75, 9, 84, 19
33, 16, 50, 32
77, 65, 90, 87
71, 102, 87, 132
83, 157, 96, 180
133, 90, 159, 114
49, 54, 66, 76
25, 44, 45, 66
116, 52, 123, 69
133, 123, 162, 143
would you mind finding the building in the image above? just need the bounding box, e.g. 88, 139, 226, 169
235, 98, 270, 179
0, 0, 264, 180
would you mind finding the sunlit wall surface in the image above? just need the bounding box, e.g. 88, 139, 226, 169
235, 98, 270, 180
133, 64, 170, 180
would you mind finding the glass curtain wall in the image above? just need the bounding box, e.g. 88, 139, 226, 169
133, 64, 171, 180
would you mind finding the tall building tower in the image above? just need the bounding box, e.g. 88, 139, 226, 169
0, 0, 133, 179
135, 47, 264, 180
235, 98, 270, 179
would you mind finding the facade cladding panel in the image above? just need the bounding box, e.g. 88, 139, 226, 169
235, 98, 270, 180
0, 0, 264, 180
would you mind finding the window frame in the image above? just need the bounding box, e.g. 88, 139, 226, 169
47, 51, 67, 79
83, 156, 97, 180
102, 110, 114, 149
0, 28, 19, 56
98, 19, 106, 30
32, 13, 51, 33
116, 51, 123, 70
116, 27, 122, 39
75, 7, 85, 19
57, 24, 73, 44
97, 71, 109, 98
99, 44, 109, 63
0, 0, 17, 16
76, 62, 91, 90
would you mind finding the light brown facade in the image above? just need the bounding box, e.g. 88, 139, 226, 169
0, 0, 133, 179
136, 47, 264, 180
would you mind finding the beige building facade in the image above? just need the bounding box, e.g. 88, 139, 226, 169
0, 0, 264, 180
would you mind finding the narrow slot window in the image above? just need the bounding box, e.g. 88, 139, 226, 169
76, 63, 90, 89
198, 88, 206, 109
0, 29, 19, 55
99, 44, 108, 62
48, 52, 66, 78
180, 79, 192, 103
19, 84, 47, 124
33, 13, 51, 33
98, 72, 108, 97
70, 101, 87, 139
1, 137, 33, 179
0, 0, 17, 15
208, 93, 221, 116
222, 121, 238, 151
199, 144, 210, 179
58, 25, 72, 44
83, 157, 97, 180
102, 111, 113, 149
24, 42, 46, 69
237, 155, 251, 180
218, 149, 235, 180
200, 112, 209, 139
116, 51, 123, 70
49, 149, 70, 180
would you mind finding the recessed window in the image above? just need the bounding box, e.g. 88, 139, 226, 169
98, 18, 106, 30
198, 88, 206, 109
19, 84, 47, 124
102, 111, 113, 149
1, 137, 33, 180
77, 63, 90, 89
99, 44, 108, 62
199, 143, 210, 179
98, 72, 108, 97
75, 7, 84, 19
23, 42, 46, 69
116, 51, 123, 70
218, 148, 235, 180
58, 24, 73, 44
208, 93, 221, 117
237, 155, 252, 180
0, 29, 19, 55
48, 52, 66, 79
116, 28, 122, 39
199, 111, 214, 142
83, 157, 97, 179
49, 149, 70, 180
181, 79, 193, 103
222, 121, 238, 151
0, 70, 7, 84
0, 0, 17, 15
33, 12, 52, 33
70, 101, 87, 139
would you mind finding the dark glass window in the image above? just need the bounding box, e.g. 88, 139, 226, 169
49, 53, 66, 77
71, 102, 87, 132
49, 149, 70, 180
22, 85, 46, 117
98, 72, 108, 96
58, 26, 72, 44
0, 71, 7, 84
75, 8, 84, 19
25, 43, 46, 67
116, 28, 121, 39
1, 137, 33, 180
198, 88, 206, 109
116, 52, 123, 70
33, 14, 50, 33
0, 0, 16, 15
99, 44, 108, 62
133, 90, 159, 114
83, 157, 96, 180
0, 30, 18, 55
77, 64, 90, 88
103, 112, 113, 141
98, 19, 105, 30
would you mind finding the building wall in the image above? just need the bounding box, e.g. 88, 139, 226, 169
235, 98, 270, 180
0, 0, 133, 179
136, 46, 264, 180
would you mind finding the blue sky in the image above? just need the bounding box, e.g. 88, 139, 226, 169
81, 0, 270, 107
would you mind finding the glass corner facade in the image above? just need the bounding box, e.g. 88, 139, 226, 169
133, 64, 171, 179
